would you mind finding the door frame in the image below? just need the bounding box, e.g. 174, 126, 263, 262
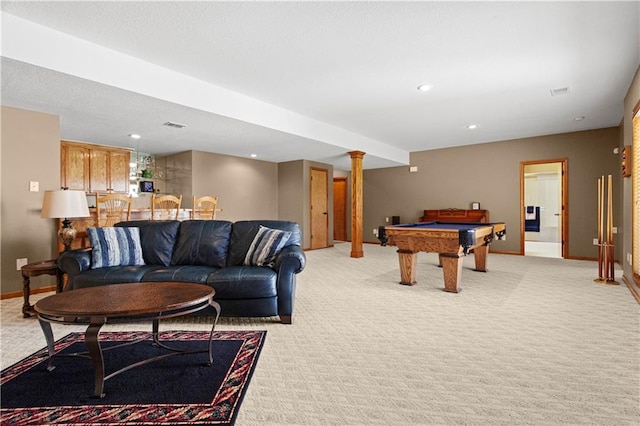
519, 158, 568, 258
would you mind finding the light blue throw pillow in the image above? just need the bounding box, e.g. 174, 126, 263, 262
87, 227, 145, 269
244, 225, 292, 267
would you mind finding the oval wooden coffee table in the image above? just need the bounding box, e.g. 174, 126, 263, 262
35, 282, 220, 398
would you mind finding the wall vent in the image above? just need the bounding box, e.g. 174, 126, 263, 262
550, 87, 570, 96
163, 121, 187, 129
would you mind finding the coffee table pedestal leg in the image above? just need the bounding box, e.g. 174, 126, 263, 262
38, 319, 57, 372
207, 300, 221, 365
85, 320, 107, 398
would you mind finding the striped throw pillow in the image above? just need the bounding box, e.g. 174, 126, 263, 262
87, 227, 145, 269
244, 225, 292, 267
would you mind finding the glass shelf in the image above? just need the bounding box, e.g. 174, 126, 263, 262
130, 151, 165, 181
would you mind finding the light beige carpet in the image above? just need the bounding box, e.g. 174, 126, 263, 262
1, 243, 638, 425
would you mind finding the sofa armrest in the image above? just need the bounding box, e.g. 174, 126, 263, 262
58, 249, 92, 290
273, 245, 306, 274
273, 246, 305, 323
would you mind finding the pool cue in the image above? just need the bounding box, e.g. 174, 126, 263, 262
595, 175, 618, 284
597, 176, 603, 280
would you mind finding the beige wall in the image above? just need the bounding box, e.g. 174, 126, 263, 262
191, 150, 278, 221
621, 65, 640, 284
1, 106, 60, 294
278, 160, 305, 227
164, 151, 193, 206
363, 128, 621, 259
278, 159, 333, 249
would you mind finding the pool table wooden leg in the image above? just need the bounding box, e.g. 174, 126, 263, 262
440, 253, 463, 293
397, 249, 417, 285
473, 245, 488, 272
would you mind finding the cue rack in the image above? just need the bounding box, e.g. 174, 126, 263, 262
594, 175, 619, 285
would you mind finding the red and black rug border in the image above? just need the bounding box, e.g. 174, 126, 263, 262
0, 330, 266, 425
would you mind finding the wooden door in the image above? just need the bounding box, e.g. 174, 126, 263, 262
109, 150, 130, 193
310, 168, 329, 249
60, 142, 89, 190
333, 177, 347, 241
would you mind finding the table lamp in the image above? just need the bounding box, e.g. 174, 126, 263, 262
41, 189, 90, 251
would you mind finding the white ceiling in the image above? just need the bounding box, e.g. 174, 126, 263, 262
2, 1, 639, 171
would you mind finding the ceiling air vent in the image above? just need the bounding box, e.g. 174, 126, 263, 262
163, 121, 187, 129
550, 87, 570, 96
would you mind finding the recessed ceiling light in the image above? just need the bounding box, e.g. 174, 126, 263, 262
574, 116, 585, 121
129, 134, 141, 139
466, 124, 477, 129
417, 84, 432, 92
250, 154, 258, 158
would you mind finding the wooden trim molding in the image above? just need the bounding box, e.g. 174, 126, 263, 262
1, 286, 56, 300
520, 158, 568, 258
632, 99, 640, 117
622, 274, 640, 304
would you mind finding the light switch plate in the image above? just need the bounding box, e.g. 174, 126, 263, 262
29, 181, 39, 192
16, 258, 28, 270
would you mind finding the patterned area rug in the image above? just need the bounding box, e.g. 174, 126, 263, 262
0, 330, 266, 425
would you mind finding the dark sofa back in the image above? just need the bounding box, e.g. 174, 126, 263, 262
115, 219, 299, 268
116, 220, 180, 266
171, 220, 232, 268
227, 220, 302, 267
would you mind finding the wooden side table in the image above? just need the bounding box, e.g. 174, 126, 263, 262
21, 259, 63, 318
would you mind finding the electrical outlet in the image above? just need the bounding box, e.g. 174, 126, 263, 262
593, 238, 599, 245
373, 228, 378, 237
29, 181, 39, 192
385, 217, 389, 223
612, 227, 617, 234
16, 258, 28, 270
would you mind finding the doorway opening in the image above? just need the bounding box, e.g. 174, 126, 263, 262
333, 177, 348, 241
520, 159, 568, 258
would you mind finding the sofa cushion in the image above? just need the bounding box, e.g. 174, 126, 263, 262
141, 265, 220, 284
244, 225, 292, 267
73, 265, 161, 288
87, 227, 145, 269
228, 221, 302, 267
171, 220, 232, 268
207, 266, 277, 299
116, 220, 180, 266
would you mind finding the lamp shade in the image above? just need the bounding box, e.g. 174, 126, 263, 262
41, 190, 90, 219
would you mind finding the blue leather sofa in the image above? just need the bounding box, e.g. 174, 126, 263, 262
57, 220, 306, 324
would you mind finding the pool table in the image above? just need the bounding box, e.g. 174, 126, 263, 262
379, 221, 506, 293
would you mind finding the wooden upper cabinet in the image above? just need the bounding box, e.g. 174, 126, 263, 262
108, 150, 130, 193
61, 142, 89, 190
89, 148, 109, 192
61, 141, 131, 193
